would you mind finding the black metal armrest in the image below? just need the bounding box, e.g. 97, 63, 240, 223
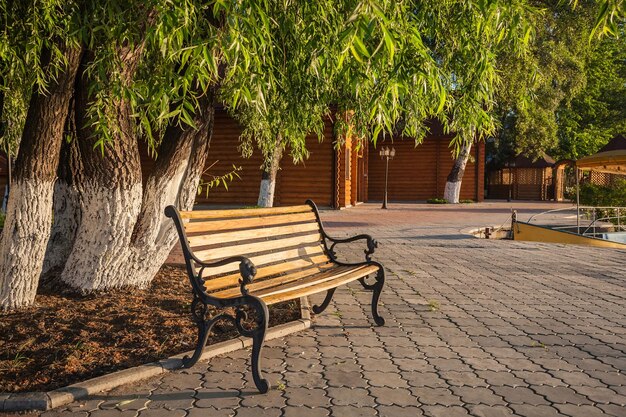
195, 255, 258, 296
325, 233, 378, 262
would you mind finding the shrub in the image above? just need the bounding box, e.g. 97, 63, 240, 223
427, 198, 447, 204
579, 179, 626, 226
579, 179, 626, 207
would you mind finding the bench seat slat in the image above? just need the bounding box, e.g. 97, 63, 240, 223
211, 264, 357, 298
184, 212, 316, 234
180, 205, 312, 220
198, 245, 329, 277
261, 264, 380, 305
188, 222, 320, 247
202, 255, 331, 292
192, 233, 322, 262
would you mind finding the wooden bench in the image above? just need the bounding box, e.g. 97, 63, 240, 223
165, 200, 385, 393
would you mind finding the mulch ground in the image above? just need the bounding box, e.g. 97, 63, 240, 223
0, 265, 300, 393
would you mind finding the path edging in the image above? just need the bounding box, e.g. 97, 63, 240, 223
1, 297, 311, 412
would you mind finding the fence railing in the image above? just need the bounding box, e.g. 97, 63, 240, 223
527, 206, 626, 236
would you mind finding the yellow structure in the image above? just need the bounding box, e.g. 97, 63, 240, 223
512, 221, 626, 249
576, 134, 626, 175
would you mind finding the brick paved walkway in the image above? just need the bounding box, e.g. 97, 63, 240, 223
42, 202, 626, 417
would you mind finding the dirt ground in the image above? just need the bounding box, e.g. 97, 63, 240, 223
0, 265, 299, 393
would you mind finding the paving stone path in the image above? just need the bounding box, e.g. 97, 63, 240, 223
40, 203, 626, 417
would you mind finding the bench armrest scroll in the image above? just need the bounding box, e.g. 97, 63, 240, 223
196, 256, 258, 296
326, 234, 378, 262
305, 199, 378, 263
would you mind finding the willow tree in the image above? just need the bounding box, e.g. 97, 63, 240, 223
0, 0, 83, 310
1, 0, 623, 310
0, 0, 406, 308
218, 1, 334, 208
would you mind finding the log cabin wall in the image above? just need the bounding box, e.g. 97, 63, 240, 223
335, 134, 352, 208
139, 110, 485, 207
140, 108, 335, 207
368, 137, 485, 202
274, 119, 334, 207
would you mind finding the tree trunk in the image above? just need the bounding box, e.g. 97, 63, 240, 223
257, 145, 283, 208
58, 50, 144, 292
40, 136, 83, 283
124, 94, 215, 287
58, 80, 215, 293
0, 45, 82, 310
443, 141, 472, 204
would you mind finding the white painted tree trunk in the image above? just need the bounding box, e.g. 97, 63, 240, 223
443, 181, 463, 204
41, 181, 81, 282
0, 180, 55, 309
56, 97, 214, 292
0, 45, 81, 310
257, 146, 282, 208
59, 182, 143, 291
443, 142, 472, 204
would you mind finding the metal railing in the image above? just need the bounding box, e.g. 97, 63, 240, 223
527, 205, 626, 236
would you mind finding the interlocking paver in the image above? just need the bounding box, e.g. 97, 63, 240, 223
327, 387, 375, 407
450, 386, 506, 406
39, 202, 626, 417
510, 405, 566, 417
284, 387, 329, 407
466, 404, 515, 417
554, 404, 609, 417
422, 405, 470, 417
328, 405, 377, 417
533, 386, 593, 405
235, 407, 281, 417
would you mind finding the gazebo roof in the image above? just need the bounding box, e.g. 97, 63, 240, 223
577, 134, 626, 175
597, 134, 626, 152
510, 153, 555, 168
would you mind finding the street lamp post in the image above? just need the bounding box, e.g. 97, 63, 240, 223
379, 146, 395, 209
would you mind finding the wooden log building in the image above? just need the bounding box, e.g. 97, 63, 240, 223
142, 108, 485, 208
0, 110, 485, 209
486, 154, 555, 201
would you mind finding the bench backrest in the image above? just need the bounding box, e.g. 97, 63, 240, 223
173, 203, 331, 286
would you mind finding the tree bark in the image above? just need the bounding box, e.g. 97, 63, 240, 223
0, 45, 82, 310
257, 144, 283, 208
443, 141, 472, 204
58, 77, 215, 293
40, 135, 83, 284
58, 50, 144, 291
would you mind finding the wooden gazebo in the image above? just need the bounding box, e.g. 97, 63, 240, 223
487, 153, 555, 200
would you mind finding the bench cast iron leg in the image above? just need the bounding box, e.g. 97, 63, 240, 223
312, 288, 336, 314
183, 298, 218, 368
359, 266, 385, 326
238, 296, 270, 394
371, 267, 385, 326
182, 320, 210, 368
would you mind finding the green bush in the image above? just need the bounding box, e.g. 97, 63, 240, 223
427, 198, 447, 204
579, 179, 626, 226
579, 179, 626, 207
0, 211, 4, 229
459, 199, 474, 204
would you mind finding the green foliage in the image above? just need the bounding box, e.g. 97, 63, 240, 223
427, 198, 448, 204
579, 179, 626, 207
0, 211, 5, 228
491, 1, 625, 164
197, 164, 243, 197
556, 32, 626, 159
0, 0, 622, 170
